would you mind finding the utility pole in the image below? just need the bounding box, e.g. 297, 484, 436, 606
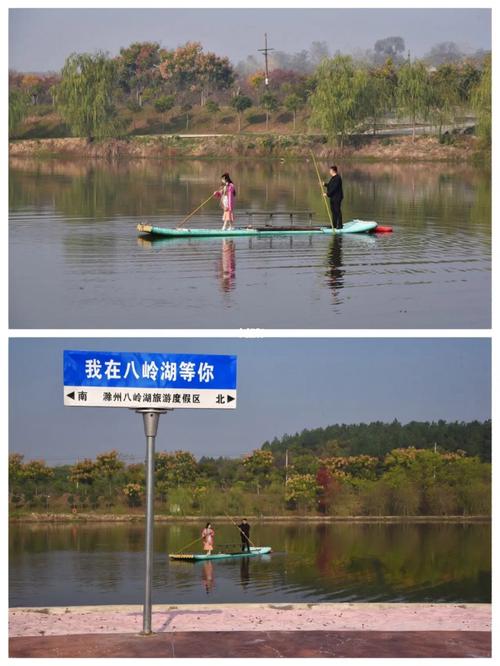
285, 449, 289, 484
258, 33, 275, 86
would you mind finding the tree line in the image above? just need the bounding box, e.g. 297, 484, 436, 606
8, 37, 491, 148
9, 420, 491, 518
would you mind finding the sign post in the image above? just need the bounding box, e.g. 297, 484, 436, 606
137, 408, 169, 634
64, 350, 237, 635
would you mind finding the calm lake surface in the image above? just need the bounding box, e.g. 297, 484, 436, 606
9, 158, 490, 328
9, 522, 490, 607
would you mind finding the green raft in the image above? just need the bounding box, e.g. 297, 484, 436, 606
137, 220, 377, 238
169, 546, 272, 561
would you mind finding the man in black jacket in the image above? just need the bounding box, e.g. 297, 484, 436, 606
238, 518, 251, 552
324, 165, 343, 229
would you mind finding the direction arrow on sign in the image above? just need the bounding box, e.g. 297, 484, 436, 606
63, 350, 237, 409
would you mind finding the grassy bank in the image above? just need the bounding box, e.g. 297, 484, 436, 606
9, 512, 490, 523
9, 132, 479, 162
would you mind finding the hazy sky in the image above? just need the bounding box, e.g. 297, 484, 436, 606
9, 8, 491, 72
10, 338, 491, 465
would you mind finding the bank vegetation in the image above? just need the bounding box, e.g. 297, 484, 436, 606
9, 420, 491, 519
9, 38, 490, 158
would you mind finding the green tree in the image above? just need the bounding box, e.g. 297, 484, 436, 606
21, 459, 54, 498
9, 89, 30, 137
94, 450, 124, 500
285, 474, 320, 512
230, 94, 252, 132
284, 93, 304, 130
472, 56, 491, 149
55, 51, 120, 142
374, 36, 406, 64
310, 55, 368, 147
362, 60, 397, 135
20, 74, 44, 105
424, 41, 464, 67
457, 61, 481, 105
260, 92, 279, 130
356, 479, 391, 516
154, 94, 175, 114
243, 450, 274, 494
123, 483, 142, 507
428, 64, 460, 138
155, 450, 198, 487
181, 103, 192, 130
69, 458, 96, 488
205, 99, 220, 130
154, 94, 175, 132
9, 453, 24, 485
396, 60, 431, 141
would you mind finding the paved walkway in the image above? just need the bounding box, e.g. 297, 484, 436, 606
9, 603, 491, 658
10, 630, 490, 658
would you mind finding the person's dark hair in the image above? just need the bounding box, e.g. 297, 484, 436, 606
205, 522, 211, 528
330, 165, 338, 173
221, 172, 236, 196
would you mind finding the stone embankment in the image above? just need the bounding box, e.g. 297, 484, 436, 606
9, 133, 479, 161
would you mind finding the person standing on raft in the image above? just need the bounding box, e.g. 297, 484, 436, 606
201, 522, 215, 555
323, 165, 343, 230
214, 173, 236, 230
238, 518, 251, 552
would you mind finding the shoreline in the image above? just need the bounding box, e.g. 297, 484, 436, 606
10, 512, 490, 523
9, 133, 481, 162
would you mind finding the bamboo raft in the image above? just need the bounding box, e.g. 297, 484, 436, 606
137, 220, 378, 238
169, 546, 272, 561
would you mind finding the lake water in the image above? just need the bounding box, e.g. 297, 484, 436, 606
9, 521, 490, 607
9, 158, 490, 328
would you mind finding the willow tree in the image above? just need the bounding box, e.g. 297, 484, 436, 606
472, 56, 491, 149
396, 60, 431, 141
309, 55, 368, 147
9, 89, 30, 138
55, 52, 119, 142
362, 59, 397, 135
428, 64, 461, 138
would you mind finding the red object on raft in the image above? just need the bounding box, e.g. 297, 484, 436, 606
371, 225, 393, 233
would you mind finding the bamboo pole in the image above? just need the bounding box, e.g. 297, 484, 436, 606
177, 193, 215, 229
175, 534, 203, 554
224, 512, 258, 548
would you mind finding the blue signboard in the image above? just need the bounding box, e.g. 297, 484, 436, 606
64, 350, 237, 409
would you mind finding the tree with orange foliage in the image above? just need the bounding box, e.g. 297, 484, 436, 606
21, 74, 44, 105
117, 42, 162, 107
159, 42, 233, 106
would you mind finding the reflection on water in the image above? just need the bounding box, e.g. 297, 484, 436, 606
9, 158, 490, 328
326, 236, 344, 302
240, 556, 250, 590
218, 240, 236, 293
201, 561, 215, 594
9, 521, 490, 607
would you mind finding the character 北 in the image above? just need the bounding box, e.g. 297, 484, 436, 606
64, 350, 237, 409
